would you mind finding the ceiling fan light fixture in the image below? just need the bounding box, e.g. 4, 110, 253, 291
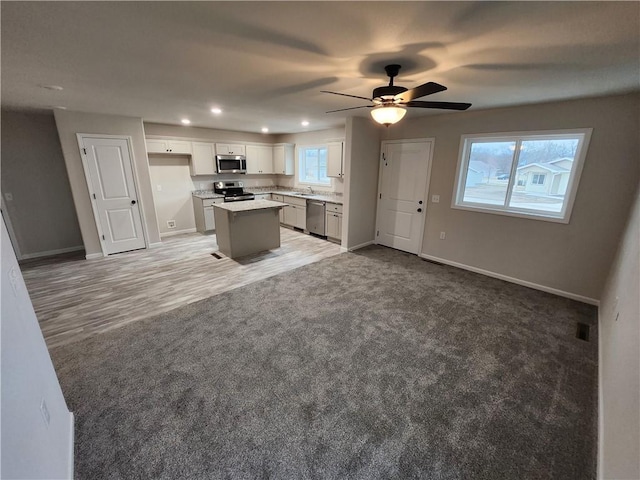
371, 105, 407, 126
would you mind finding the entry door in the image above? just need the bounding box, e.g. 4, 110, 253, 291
376, 140, 432, 254
80, 136, 146, 255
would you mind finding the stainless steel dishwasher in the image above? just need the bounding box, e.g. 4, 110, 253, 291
306, 200, 326, 236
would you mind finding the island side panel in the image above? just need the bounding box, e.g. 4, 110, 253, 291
226, 208, 281, 258
213, 207, 232, 257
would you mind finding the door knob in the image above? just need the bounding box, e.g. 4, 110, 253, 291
417, 208, 422, 212
131, 200, 137, 205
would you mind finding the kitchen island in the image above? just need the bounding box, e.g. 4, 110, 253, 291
213, 199, 286, 259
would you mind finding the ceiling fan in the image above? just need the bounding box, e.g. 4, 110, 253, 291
321, 64, 471, 126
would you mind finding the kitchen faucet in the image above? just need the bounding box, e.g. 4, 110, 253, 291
307, 186, 313, 194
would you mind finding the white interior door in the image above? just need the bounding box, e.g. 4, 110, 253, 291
81, 136, 146, 255
376, 140, 432, 254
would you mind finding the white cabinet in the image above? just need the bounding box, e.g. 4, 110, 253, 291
216, 144, 246, 155
325, 202, 343, 241
327, 141, 344, 178
273, 143, 294, 175
146, 139, 192, 155
253, 193, 271, 200
246, 145, 274, 174
190, 142, 216, 176
193, 196, 224, 232
281, 195, 306, 230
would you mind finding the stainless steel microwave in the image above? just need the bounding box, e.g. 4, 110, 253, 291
216, 155, 247, 174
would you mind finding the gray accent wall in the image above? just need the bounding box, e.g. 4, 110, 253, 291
599, 187, 640, 479
382, 93, 640, 301
53, 110, 162, 257
1, 110, 82, 258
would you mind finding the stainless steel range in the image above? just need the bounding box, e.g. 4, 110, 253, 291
213, 181, 255, 202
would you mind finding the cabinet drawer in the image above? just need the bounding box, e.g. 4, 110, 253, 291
326, 202, 343, 213
272, 194, 284, 202
282, 195, 307, 207
203, 198, 223, 207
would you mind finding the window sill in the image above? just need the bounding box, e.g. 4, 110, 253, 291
451, 203, 571, 224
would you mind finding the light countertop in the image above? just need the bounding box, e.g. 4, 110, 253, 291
212, 199, 285, 213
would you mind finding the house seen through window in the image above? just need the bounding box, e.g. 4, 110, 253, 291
453, 129, 592, 223
298, 146, 330, 186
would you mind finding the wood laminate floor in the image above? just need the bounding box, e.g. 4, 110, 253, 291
20, 228, 343, 349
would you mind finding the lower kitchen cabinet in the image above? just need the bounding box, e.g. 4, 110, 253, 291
283, 204, 306, 230
325, 202, 342, 241
193, 196, 224, 232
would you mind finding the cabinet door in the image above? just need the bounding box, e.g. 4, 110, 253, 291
168, 140, 192, 154
295, 206, 307, 230
327, 141, 344, 178
283, 205, 297, 226
260, 146, 274, 174
245, 145, 261, 174
273, 144, 294, 175
216, 144, 246, 155
146, 139, 168, 153
204, 206, 215, 231
326, 212, 343, 240
190, 142, 216, 176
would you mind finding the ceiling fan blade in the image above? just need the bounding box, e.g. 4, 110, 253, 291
395, 82, 447, 102
321, 90, 372, 101
405, 100, 472, 111
325, 105, 372, 113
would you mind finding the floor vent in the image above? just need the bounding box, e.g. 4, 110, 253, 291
576, 322, 590, 342
211, 252, 222, 259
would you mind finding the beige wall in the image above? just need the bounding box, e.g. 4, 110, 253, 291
275, 126, 346, 193
598, 188, 639, 479
343, 117, 381, 250
144, 123, 269, 144
381, 93, 640, 301
54, 110, 161, 257
1, 110, 83, 258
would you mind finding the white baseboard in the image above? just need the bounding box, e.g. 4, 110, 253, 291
347, 240, 374, 252
160, 228, 197, 238
20, 245, 84, 260
67, 411, 74, 480
148, 242, 164, 248
85, 252, 103, 260
419, 253, 600, 306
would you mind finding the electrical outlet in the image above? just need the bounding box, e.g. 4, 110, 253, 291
40, 399, 50, 427
440, 232, 446, 240
8, 267, 20, 297
432, 195, 440, 203
4, 192, 13, 201
157, 184, 162, 191
167, 220, 176, 229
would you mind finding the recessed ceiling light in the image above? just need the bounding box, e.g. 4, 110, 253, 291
41, 85, 63, 91
211, 108, 222, 114
181, 119, 191, 125
261, 127, 269, 133
301, 120, 310, 127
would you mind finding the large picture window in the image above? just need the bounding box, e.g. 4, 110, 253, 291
298, 146, 330, 186
452, 129, 592, 223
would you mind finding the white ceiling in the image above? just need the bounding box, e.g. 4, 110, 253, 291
2, 1, 639, 134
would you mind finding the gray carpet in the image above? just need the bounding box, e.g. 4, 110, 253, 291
50, 245, 598, 479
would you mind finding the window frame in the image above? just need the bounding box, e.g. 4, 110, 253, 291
296, 144, 331, 187
451, 128, 592, 224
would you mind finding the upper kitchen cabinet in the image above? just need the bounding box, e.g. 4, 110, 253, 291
246, 145, 274, 174
216, 143, 246, 156
327, 141, 344, 178
273, 143, 294, 175
190, 142, 217, 176
146, 138, 192, 155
